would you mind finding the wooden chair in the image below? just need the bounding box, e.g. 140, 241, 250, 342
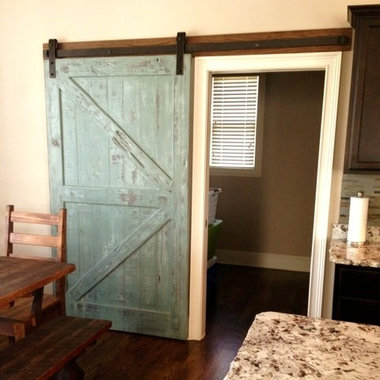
0, 205, 67, 341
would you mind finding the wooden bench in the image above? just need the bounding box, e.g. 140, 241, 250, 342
0, 315, 111, 379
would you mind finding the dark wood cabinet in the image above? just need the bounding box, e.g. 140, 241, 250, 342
333, 264, 380, 325
345, 5, 380, 172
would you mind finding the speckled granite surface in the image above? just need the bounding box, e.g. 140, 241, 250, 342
329, 224, 380, 268
332, 224, 380, 243
225, 311, 380, 379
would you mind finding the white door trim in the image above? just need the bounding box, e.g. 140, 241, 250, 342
189, 52, 342, 340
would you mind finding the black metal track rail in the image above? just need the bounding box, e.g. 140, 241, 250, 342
44, 30, 352, 77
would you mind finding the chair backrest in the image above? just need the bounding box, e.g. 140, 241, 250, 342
4, 205, 67, 309
5, 205, 66, 261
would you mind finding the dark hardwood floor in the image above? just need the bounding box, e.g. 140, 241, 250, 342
0, 264, 309, 380
77, 264, 309, 380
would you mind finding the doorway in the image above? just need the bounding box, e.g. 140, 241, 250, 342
189, 52, 342, 340
207, 70, 325, 329
210, 70, 324, 263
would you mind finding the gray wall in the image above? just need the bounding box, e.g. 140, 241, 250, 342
210, 71, 325, 258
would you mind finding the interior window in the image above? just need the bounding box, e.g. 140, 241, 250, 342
209, 74, 265, 177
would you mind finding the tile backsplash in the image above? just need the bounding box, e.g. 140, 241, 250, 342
339, 174, 380, 226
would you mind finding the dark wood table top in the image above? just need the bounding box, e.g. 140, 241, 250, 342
0, 256, 75, 309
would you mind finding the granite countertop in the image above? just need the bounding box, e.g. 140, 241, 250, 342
329, 224, 380, 268
225, 311, 380, 379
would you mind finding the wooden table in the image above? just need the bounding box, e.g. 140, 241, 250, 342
0, 257, 112, 379
0, 256, 75, 322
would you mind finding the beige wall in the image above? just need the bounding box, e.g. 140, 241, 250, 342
210, 71, 324, 258
2, 0, 377, 218
1, 0, 377, 228
1, 0, 379, 322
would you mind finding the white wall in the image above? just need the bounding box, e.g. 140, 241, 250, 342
0, 0, 378, 329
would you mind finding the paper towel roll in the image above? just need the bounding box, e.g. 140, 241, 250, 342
347, 195, 369, 244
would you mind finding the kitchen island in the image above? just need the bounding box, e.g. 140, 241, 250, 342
225, 311, 380, 379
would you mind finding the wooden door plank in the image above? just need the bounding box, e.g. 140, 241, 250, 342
61, 187, 169, 208
61, 93, 79, 186
45, 80, 64, 205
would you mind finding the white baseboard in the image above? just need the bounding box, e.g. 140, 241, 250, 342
215, 249, 311, 273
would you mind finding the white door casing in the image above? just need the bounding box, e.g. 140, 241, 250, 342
189, 52, 342, 340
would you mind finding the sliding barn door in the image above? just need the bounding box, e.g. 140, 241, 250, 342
44, 55, 192, 339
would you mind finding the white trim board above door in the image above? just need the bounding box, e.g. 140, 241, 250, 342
189, 52, 342, 340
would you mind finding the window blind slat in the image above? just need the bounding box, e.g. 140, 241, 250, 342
210, 75, 259, 168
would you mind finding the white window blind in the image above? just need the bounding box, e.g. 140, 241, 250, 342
210, 75, 259, 169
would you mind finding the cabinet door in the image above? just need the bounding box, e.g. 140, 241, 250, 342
346, 6, 380, 171
333, 264, 380, 325
44, 55, 192, 339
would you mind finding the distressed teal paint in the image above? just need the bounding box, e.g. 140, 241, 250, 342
44, 55, 191, 339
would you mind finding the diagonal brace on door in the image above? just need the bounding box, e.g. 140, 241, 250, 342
67, 210, 170, 302
56, 76, 173, 186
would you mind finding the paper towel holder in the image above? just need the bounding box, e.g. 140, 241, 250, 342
347, 191, 369, 247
